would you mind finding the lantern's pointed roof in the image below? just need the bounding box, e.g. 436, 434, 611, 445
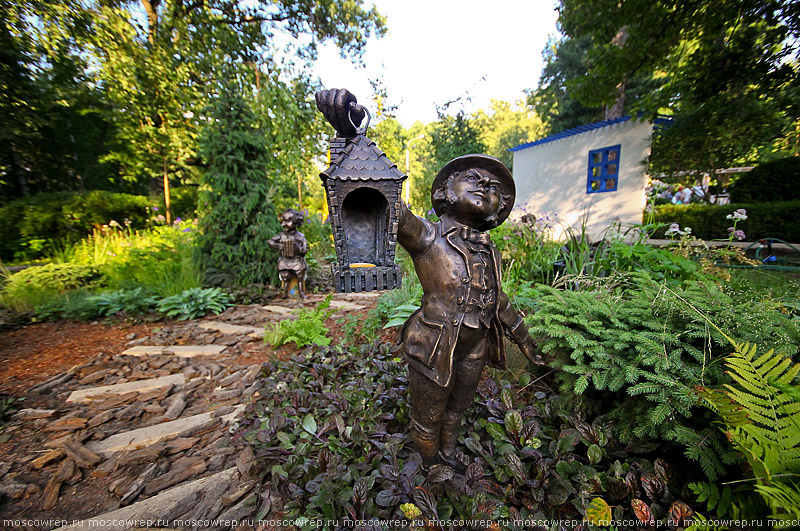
321, 135, 407, 181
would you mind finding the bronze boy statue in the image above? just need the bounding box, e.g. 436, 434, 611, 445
316, 89, 542, 470
268, 208, 309, 299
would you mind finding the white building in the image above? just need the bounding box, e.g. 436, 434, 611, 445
510, 116, 659, 241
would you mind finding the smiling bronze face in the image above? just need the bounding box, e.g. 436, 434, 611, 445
446, 169, 502, 226
431, 154, 515, 231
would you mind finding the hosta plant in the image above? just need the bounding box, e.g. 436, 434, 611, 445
155, 287, 233, 320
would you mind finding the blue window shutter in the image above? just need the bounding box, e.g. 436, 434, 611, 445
587, 145, 621, 194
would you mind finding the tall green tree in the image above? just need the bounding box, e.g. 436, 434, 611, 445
196, 79, 281, 286
253, 69, 327, 211
472, 99, 545, 168
85, 0, 386, 221
528, 35, 604, 134
410, 109, 487, 214
0, 1, 116, 204
550, 0, 800, 176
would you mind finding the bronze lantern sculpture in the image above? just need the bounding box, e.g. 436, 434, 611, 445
319, 97, 406, 293
316, 88, 543, 471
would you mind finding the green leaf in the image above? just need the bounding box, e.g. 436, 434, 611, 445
555, 460, 573, 478
556, 433, 577, 456
271, 464, 288, 481
504, 410, 523, 437
486, 423, 508, 442
302, 414, 317, 436
587, 444, 603, 465
375, 489, 401, 507
383, 317, 409, 328
585, 497, 612, 527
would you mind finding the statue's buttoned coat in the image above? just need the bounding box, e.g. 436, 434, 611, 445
397, 207, 519, 388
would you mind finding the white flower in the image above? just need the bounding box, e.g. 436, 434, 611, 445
183, 111, 194, 119
665, 223, 689, 237
726, 209, 747, 221
108, 219, 119, 227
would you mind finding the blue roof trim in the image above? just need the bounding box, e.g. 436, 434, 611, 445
509, 116, 633, 152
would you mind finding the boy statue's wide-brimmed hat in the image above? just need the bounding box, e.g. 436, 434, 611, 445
431, 154, 516, 226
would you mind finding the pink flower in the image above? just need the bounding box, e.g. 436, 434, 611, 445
728, 227, 746, 240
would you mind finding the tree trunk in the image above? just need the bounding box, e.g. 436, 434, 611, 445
604, 84, 626, 120
605, 26, 629, 120
163, 153, 172, 224
140, 0, 160, 45
9, 143, 29, 197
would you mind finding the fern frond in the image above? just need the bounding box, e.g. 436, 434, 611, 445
697, 387, 749, 427
754, 481, 800, 519
714, 342, 800, 482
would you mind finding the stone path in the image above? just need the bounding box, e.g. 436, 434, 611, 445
0, 292, 375, 529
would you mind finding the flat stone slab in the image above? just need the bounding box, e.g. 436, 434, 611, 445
122, 345, 227, 357
86, 405, 245, 457
198, 321, 264, 337
328, 300, 367, 311
66, 374, 185, 403
58, 467, 238, 530
262, 304, 296, 316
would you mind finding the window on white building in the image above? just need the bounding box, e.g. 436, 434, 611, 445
587, 145, 620, 194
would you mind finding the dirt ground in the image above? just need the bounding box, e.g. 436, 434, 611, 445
0, 321, 156, 397
0, 303, 390, 528
0, 308, 385, 398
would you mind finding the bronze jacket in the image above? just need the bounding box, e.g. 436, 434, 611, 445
397, 206, 523, 387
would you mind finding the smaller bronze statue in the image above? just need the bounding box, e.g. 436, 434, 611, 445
268, 208, 309, 299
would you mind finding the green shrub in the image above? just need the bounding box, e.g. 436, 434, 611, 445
32, 289, 106, 321
264, 295, 336, 348
729, 157, 800, 203
653, 201, 800, 241
61, 190, 150, 234
524, 273, 800, 480
34, 287, 159, 321
156, 287, 233, 321
340, 274, 422, 346
491, 218, 562, 285
72, 222, 202, 297
88, 288, 159, 317
302, 212, 335, 291
196, 84, 280, 286
0, 191, 151, 261
150, 186, 198, 220
0, 263, 104, 312
697, 341, 800, 520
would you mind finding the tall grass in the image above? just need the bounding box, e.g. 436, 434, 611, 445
0, 221, 203, 314
68, 221, 202, 297
491, 217, 563, 289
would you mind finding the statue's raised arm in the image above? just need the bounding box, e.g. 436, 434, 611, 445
315, 88, 366, 138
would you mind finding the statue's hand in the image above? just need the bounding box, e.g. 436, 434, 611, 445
315, 88, 366, 138
520, 339, 546, 367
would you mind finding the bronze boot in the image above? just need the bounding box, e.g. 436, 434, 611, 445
438, 413, 468, 472
410, 419, 441, 467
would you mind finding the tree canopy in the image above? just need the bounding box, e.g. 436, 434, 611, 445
0, 0, 386, 206
531, 0, 800, 177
